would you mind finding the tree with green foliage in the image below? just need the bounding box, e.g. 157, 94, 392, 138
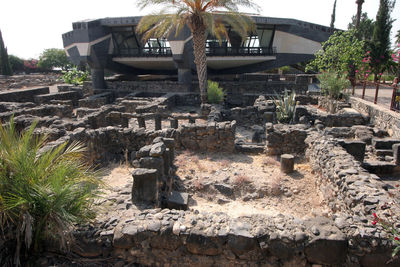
348, 12, 375, 41
369, 0, 395, 103
306, 30, 365, 92
355, 0, 365, 29
395, 29, 400, 45
136, 0, 258, 105
38, 48, 70, 71
8, 55, 24, 73
0, 118, 101, 266
0, 29, 12, 75
330, 0, 337, 29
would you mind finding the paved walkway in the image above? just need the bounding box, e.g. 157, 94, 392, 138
350, 84, 395, 110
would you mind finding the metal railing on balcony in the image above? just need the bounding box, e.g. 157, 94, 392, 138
206, 46, 276, 56
115, 47, 172, 57
114, 46, 276, 57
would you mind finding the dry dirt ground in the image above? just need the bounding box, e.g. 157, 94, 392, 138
174, 151, 329, 219
96, 152, 329, 222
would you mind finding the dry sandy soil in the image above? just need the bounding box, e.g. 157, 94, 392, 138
174, 151, 329, 219
96, 151, 329, 221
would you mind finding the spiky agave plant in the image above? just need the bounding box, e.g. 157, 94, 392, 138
0, 118, 101, 266
274, 90, 298, 124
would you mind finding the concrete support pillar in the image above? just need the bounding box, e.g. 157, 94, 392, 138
178, 68, 192, 84
170, 118, 178, 129
155, 115, 162, 131
91, 68, 106, 89
138, 117, 146, 129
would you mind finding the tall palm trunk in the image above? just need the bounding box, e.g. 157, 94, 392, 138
192, 27, 208, 104
355, 0, 364, 29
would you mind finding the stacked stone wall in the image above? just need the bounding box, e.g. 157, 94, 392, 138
350, 97, 400, 138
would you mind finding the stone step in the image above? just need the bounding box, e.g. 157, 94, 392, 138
362, 160, 398, 175
235, 143, 265, 154
372, 138, 400, 150
375, 149, 393, 157
34, 91, 82, 105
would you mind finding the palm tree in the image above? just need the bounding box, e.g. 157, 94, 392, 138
0, 118, 101, 266
136, 0, 258, 104
355, 0, 365, 29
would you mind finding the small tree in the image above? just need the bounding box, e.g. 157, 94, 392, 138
369, 0, 395, 103
38, 48, 70, 71
136, 0, 258, 105
306, 30, 364, 92
0, 118, 101, 266
8, 55, 24, 73
0, 29, 12, 76
330, 0, 337, 29
348, 12, 375, 42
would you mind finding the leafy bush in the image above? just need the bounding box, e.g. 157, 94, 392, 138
8, 55, 24, 73
207, 80, 225, 104
274, 90, 298, 123
38, 48, 71, 71
317, 72, 350, 100
0, 118, 101, 266
62, 67, 89, 85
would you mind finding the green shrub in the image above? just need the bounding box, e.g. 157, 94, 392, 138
8, 55, 24, 73
0, 118, 101, 266
62, 67, 89, 85
317, 72, 350, 100
274, 90, 298, 123
207, 80, 225, 104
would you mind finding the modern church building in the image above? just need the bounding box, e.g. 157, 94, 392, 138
62, 15, 334, 88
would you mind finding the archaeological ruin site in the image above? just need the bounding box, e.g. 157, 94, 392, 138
0, 71, 399, 266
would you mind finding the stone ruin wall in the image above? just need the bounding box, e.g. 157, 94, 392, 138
0, 82, 400, 266
68, 131, 400, 267
350, 97, 400, 139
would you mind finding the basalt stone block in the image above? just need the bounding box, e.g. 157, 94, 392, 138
139, 157, 164, 176
339, 140, 366, 162
167, 191, 188, 210
280, 154, 295, 174
150, 142, 166, 157
362, 160, 396, 174
132, 168, 158, 203
372, 138, 400, 150
136, 145, 153, 158
186, 233, 222, 256
305, 238, 347, 265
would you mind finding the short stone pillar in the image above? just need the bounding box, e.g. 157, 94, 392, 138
189, 116, 196, 124
138, 117, 146, 129
393, 144, 400, 165
132, 168, 158, 203
170, 118, 178, 129
264, 112, 274, 123
280, 154, 295, 174
155, 115, 162, 130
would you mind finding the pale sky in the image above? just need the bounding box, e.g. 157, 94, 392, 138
0, 0, 399, 59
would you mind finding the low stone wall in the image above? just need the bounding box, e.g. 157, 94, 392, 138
265, 124, 309, 156
350, 97, 400, 138
44, 120, 236, 164
0, 87, 49, 102
68, 206, 400, 267
305, 132, 399, 217
176, 121, 236, 152
294, 105, 369, 127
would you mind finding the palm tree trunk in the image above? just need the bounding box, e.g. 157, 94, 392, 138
192, 29, 208, 104
355, 0, 364, 29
